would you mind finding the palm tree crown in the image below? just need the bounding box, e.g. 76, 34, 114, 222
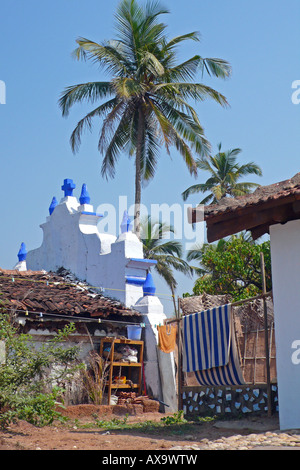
59, 0, 232, 236
141, 215, 193, 314
182, 143, 262, 205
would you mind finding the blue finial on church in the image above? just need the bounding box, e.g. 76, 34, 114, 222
17, 242, 27, 262
61, 178, 76, 197
120, 210, 133, 233
143, 272, 156, 296
49, 196, 58, 215
79, 184, 91, 205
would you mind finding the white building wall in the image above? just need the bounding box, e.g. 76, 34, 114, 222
26, 189, 149, 308
270, 219, 300, 430
135, 295, 178, 412
22, 179, 177, 408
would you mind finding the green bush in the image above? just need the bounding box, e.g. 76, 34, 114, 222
0, 313, 82, 428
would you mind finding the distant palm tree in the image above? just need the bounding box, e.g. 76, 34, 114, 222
186, 238, 227, 276
141, 216, 193, 314
186, 231, 258, 276
182, 143, 262, 205
59, 0, 231, 237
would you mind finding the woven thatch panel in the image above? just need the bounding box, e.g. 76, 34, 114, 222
179, 293, 232, 316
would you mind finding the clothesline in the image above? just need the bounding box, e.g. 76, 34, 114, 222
0, 274, 175, 301
5, 307, 147, 327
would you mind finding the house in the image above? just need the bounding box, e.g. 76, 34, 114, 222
3, 178, 178, 411
188, 172, 300, 430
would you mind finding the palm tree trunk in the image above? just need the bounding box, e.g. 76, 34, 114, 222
170, 284, 178, 316
134, 106, 144, 239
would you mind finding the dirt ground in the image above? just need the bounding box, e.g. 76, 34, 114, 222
0, 403, 281, 451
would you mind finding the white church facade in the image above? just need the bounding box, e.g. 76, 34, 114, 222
13, 178, 177, 411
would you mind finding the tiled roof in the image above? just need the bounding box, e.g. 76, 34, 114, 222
204, 172, 300, 220
0, 268, 140, 319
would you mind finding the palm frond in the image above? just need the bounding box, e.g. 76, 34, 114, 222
150, 240, 183, 257
199, 193, 215, 205
164, 31, 201, 51
199, 57, 232, 79
181, 183, 210, 201
69, 98, 119, 153
59, 82, 113, 116
73, 38, 131, 76
237, 162, 263, 177
100, 106, 131, 178
182, 142, 262, 203
155, 98, 211, 158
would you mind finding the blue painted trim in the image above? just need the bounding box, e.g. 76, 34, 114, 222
79, 183, 91, 205
49, 196, 58, 215
143, 272, 156, 296
81, 211, 103, 217
130, 258, 157, 265
126, 276, 146, 285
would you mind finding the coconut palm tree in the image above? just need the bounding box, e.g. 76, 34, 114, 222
182, 143, 262, 205
141, 216, 193, 314
59, 0, 231, 237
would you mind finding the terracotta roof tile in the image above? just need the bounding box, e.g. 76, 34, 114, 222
0, 268, 140, 319
203, 172, 300, 220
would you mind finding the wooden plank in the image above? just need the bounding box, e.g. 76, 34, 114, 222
100, 337, 144, 404
250, 223, 271, 240
177, 297, 183, 411
204, 192, 300, 225
207, 203, 298, 243
110, 384, 140, 389
260, 252, 272, 417
107, 362, 142, 367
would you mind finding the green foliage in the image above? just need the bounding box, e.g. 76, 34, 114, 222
141, 216, 193, 312
92, 414, 129, 429
0, 314, 82, 428
190, 236, 271, 301
59, 0, 231, 234
59, 1, 231, 173
81, 351, 109, 405
78, 410, 188, 432
182, 143, 262, 205
160, 410, 186, 425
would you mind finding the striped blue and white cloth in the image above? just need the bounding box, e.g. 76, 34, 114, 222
182, 304, 245, 386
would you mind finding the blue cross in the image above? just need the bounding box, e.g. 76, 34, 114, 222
61, 179, 76, 197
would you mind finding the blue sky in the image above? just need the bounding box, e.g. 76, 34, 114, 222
0, 0, 299, 314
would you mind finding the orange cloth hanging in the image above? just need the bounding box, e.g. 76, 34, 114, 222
157, 324, 177, 353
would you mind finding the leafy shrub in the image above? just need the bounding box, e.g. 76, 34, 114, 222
0, 313, 82, 428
